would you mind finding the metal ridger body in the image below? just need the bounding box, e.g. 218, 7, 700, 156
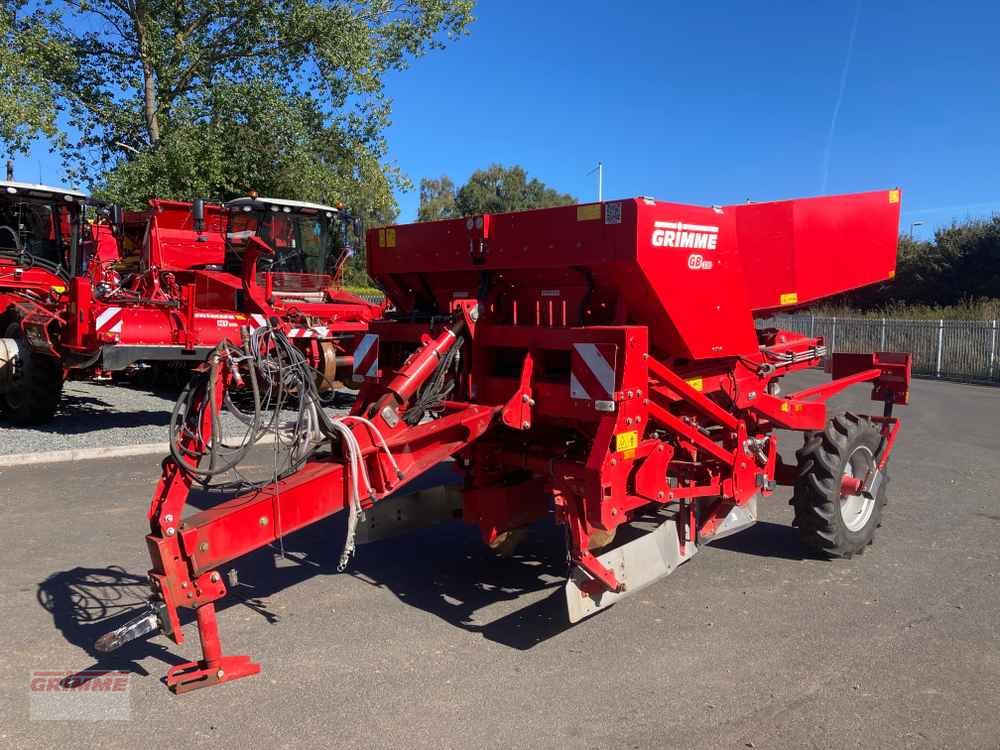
100, 189, 913, 693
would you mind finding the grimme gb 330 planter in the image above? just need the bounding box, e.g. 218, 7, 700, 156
98, 189, 911, 693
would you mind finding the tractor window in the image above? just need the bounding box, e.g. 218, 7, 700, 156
0, 201, 78, 272
297, 216, 328, 274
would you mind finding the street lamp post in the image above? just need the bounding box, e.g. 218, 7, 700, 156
587, 161, 603, 202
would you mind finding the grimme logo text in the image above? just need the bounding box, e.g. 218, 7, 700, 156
30, 671, 129, 692
651, 221, 719, 250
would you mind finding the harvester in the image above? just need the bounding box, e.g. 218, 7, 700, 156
0, 180, 119, 421
97, 189, 911, 694
0, 184, 381, 423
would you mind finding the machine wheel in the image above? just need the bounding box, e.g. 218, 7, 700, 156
0, 315, 63, 424
792, 412, 887, 558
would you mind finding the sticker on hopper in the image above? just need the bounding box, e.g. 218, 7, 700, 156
570, 343, 617, 401
604, 202, 622, 224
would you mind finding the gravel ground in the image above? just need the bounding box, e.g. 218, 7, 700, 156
0, 379, 354, 456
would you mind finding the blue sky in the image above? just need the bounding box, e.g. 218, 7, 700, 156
12, 1, 1000, 240
379, 0, 1000, 237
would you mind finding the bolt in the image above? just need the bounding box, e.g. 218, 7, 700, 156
186, 592, 193, 599
610, 459, 617, 467
625, 418, 633, 426
611, 508, 618, 516
626, 390, 634, 399
636, 389, 642, 397
216, 669, 225, 679
210, 573, 220, 583
259, 516, 269, 527
199, 542, 209, 552
181, 581, 188, 589
657, 491, 665, 500
522, 394, 530, 402
635, 416, 642, 424
166, 527, 176, 537
522, 420, 530, 429
642, 353, 649, 360
164, 514, 174, 523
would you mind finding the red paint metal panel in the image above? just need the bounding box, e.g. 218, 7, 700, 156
728, 189, 901, 314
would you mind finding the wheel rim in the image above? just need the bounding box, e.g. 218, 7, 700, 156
840, 446, 876, 532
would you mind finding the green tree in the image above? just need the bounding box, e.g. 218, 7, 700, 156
417, 175, 458, 221
417, 163, 576, 220
1, 0, 474, 214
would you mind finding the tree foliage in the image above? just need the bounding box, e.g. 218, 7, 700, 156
1, 0, 474, 216
418, 163, 575, 221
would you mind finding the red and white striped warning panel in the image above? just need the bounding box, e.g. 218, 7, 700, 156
352, 334, 379, 379
286, 326, 331, 339
94, 306, 123, 336
570, 343, 618, 400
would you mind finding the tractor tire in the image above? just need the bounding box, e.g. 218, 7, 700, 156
0, 315, 63, 424
792, 412, 888, 559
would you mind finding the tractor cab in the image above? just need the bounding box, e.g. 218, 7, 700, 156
0, 181, 89, 281
223, 196, 345, 278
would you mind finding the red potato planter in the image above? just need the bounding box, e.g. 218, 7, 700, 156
99, 189, 912, 693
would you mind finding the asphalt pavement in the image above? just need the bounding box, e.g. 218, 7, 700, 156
0, 371, 998, 749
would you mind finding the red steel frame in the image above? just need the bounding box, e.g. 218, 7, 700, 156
122, 190, 912, 692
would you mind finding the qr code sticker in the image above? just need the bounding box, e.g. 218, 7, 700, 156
605, 201, 622, 224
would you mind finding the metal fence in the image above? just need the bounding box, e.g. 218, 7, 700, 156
759, 314, 1000, 384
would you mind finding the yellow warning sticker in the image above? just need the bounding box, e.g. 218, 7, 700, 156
615, 430, 638, 453
50, 285, 66, 294
577, 204, 602, 221
780, 292, 798, 305
888, 189, 900, 204
386, 228, 396, 248
686, 377, 704, 392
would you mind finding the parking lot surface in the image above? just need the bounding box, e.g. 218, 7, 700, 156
0, 372, 998, 749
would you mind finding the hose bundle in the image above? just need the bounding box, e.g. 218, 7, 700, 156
168, 322, 401, 569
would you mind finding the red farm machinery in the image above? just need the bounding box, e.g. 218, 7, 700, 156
97, 188, 912, 694
0, 183, 381, 423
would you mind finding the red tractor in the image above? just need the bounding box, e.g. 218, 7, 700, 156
0, 180, 120, 421
98, 189, 912, 694
0, 185, 381, 424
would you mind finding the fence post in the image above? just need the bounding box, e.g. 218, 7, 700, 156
990, 319, 998, 381
831, 317, 836, 353
880, 318, 886, 350
935, 319, 944, 378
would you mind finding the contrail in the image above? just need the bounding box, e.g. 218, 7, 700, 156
821, 0, 862, 194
